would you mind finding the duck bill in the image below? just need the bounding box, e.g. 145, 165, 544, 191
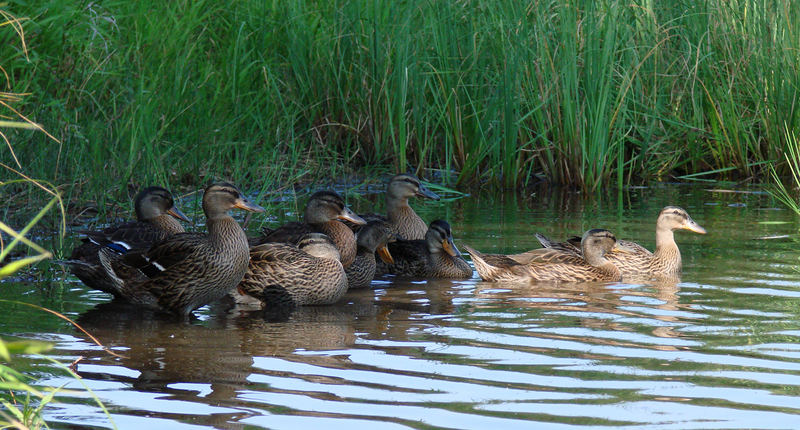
683, 219, 707, 234
612, 242, 636, 254
338, 208, 366, 225
167, 206, 191, 222
442, 237, 461, 257
234, 198, 266, 213
416, 184, 440, 201
376, 245, 394, 264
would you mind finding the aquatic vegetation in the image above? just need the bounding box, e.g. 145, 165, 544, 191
0, 0, 797, 196
0, 11, 115, 428
768, 126, 800, 215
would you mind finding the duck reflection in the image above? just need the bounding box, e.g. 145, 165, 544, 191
471, 278, 688, 351
73, 298, 383, 426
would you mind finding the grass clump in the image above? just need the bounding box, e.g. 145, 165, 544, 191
1, 10, 115, 429
768, 126, 800, 214
1, 0, 799, 198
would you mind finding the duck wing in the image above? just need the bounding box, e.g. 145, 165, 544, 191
251, 222, 313, 246
122, 232, 206, 278
378, 239, 429, 277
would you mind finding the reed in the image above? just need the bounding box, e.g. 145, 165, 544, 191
2, 0, 799, 198
768, 126, 800, 215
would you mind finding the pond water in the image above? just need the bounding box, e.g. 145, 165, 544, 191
3, 183, 800, 429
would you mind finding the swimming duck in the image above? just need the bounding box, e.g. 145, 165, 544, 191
464, 229, 626, 283
237, 233, 347, 307
534, 206, 706, 278
67, 186, 189, 296
359, 173, 440, 240
345, 220, 395, 289
377, 219, 472, 279
100, 182, 264, 316
251, 190, 365, 268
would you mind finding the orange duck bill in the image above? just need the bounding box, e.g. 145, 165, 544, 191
376, 244, 394, 264
442, 236, 461, 257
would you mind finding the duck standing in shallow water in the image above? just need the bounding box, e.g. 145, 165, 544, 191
237, 233, 347, 307
251, 190, 365, 268
534, 206, 706, 278
100, 182, 264, 316
464, 229, 628, 283
359, 173, 440, 240
67, 186, 189, 296
378, 219, 472, 279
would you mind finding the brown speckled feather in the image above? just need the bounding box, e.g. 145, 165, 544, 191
387, 206, 428, 241
238, 237, 347, 307
254, 222, 313, 244
345, 253, 377, 290
466, 245, 620, 283
465, 229, 623, 283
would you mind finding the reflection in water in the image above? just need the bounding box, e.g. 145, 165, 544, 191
5, 185, 800, 428
472, 279, 687, 352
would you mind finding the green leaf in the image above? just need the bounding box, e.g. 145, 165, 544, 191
0, 339, 9, 361
4, 340, 53, 356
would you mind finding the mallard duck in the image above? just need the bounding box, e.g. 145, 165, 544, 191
251, 190, 365, 268
237, 233, 347, 307
67, 186, 189, 296
464, 229, 626, 283
359, 173, 440, 240
99, 182, 264, 316
377, 219, 472, 279
534, 206, 706, 278
345, 220, 395, 289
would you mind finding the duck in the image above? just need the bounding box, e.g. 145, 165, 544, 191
377, 219, 472, 279
67, 186, 189, 296
464, 229, 626, 283
237, 233, 347, 307
99, 182, 264, 316
344, 220, 395, 289
533, 206, 706, 278
359, 173, 440, 240
251, 190, 365, 268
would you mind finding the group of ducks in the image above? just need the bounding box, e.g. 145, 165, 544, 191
66, 174, 707, 318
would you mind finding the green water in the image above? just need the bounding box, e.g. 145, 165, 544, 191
2, 184, 800, 429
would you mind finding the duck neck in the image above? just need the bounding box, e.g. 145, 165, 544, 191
357, 246, 376, 262
206, 214, 247, 252
430, 249, 471, 278
387, 198, 426, 240
654, 226, 681, 271
386, 195, 411, 219
150, 214, 185, 235
584, 251, 620, 278
319, 220, 357, 268
598, 260, 620, 278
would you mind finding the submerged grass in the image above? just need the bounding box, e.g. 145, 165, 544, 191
1, 0, 800, 199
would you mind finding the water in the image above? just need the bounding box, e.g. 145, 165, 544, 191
3, 184, 800, 429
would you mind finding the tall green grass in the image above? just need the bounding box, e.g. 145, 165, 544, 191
1, 11, 115, 428
2, 0, 800, 197
769, 125, 800, 214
